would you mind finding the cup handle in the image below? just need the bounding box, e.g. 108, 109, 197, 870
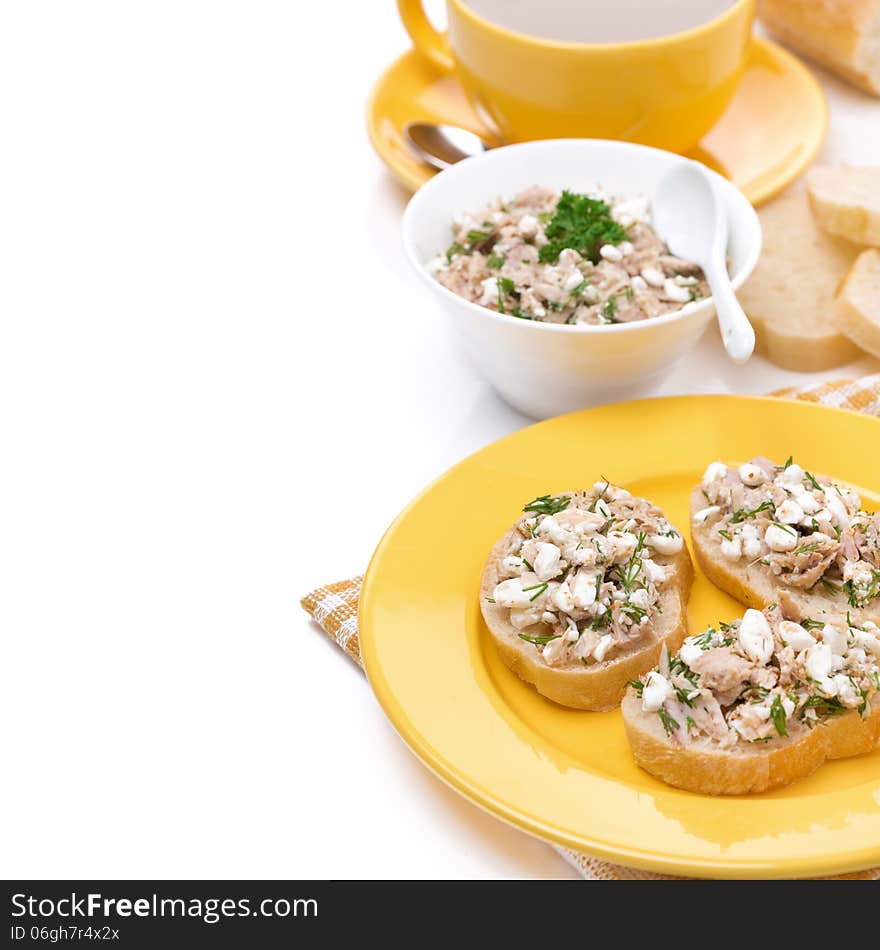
397, 0, 455, 72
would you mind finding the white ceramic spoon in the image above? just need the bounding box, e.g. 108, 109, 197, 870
653, 161, 756, 363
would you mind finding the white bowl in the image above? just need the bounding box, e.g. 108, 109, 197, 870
401, 139, 762, 419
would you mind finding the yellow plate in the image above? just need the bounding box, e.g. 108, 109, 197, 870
360, 396, 880, 878
366, 37, 827, 206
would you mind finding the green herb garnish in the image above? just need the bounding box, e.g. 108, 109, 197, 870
538, 190, 628, 265
623, 603, 648, 625
445, 241, 465, 263
668, 656, 700, 691
522, 582, 549, 602
517, 633, 558, 646
800, 694, 847, 720
495, 276, 516, 315
629, 679, 645, 698
843, 572, 880, 607
615, 532, 647, 594
658, 707, 680, 736
486, 252, 505, 270
601, 295, 619, 324
771, 522, 798, 536
466, 228, 493, 245
770, 695, 788, 737
590, 607, 611, 630
523, 494, 570, 517
730, 501, 774, 524
692, 628, 716, 650
843, 579, 860, 608
588, 479, 610, 513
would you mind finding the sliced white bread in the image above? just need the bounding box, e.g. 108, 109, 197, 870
808, 165, 880, 246
737, 191, 861, 371
480, 533, 693, 711
690, 484, 880, 626
759, 0, 880, 97
622, 690, 880, 795
835, 248, 880, 358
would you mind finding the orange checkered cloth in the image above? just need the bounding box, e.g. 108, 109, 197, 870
300, 377, 880, 880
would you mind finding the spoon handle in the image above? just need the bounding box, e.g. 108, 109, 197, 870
705, 257, 756, 363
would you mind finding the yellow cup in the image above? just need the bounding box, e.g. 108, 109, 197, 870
397, 0, 756, 152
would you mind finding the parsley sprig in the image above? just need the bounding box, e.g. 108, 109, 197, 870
538, 191, 628, 265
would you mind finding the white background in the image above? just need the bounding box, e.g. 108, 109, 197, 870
2, 2, 878, 880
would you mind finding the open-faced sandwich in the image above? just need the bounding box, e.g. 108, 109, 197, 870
691, 457, 880, 624
623, 604, 880, 794
480, 483, 694, 710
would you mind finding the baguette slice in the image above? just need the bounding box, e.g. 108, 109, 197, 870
623, 689, 880, 795
836, 248, 880, 357
808, 165, 880, 246
690, 484, 880, 626
737, 191, 860, 371
481, 528, 693, 712
759, 0, 880, 97
623, 604, 880, 794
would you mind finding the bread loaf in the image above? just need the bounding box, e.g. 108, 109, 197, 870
759, 0, 880, 96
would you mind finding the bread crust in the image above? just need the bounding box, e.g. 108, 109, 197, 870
480, 531, 694, 711
759, 0, 880, 96
622, 691, 880, 794
690, 484, 880, 626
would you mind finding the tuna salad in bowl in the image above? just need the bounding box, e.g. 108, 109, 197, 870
402, 140, 761, 418
430, 186, 710, 327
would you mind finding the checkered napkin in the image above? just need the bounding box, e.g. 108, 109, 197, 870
300, 377, 880, 880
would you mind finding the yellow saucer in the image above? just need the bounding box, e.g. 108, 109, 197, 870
367, 37, 827, 205
360, 396, 880, 878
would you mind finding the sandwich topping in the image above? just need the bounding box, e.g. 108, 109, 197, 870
698, 456, 880, 608
632, 606, 880, 746
489, 484, 683, 668
429, 187, 709, 326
